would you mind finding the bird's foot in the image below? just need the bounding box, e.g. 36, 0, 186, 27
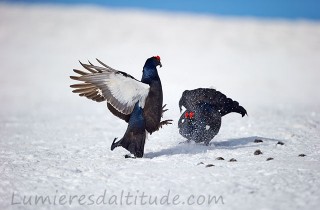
124, 154, 136, 159
161, 104, 168, 117
159, 119, 173, 128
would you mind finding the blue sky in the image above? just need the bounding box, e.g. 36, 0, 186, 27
6, 0, 320, 20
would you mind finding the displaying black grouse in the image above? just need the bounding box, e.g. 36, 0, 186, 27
178, 88, 247, 145
70, 56, 172, 157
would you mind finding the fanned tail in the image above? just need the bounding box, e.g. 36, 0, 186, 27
110, 133, 146, 158
217, 97, 247, 117
111, 138, 122, 151
179, 88, 247, 117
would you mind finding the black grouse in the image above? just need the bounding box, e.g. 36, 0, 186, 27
178, 88, 247, 145
70, 56, 172, 157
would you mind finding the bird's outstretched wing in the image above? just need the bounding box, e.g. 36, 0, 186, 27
70, 59, 150, 115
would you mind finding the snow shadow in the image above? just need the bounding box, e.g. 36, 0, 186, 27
145, 136, 281, 159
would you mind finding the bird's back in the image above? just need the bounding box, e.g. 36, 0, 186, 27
179, 88, 247, 117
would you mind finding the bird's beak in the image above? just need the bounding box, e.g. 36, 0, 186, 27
159, 62, 162, 68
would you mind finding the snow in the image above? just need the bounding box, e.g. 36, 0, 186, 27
1, 3, 320, 210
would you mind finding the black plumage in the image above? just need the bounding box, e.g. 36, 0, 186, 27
70, 56, 172, 157
111, 102, 146, 158
178, 88, 247, 145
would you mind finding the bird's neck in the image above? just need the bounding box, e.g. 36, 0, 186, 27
141, 67, 159, 84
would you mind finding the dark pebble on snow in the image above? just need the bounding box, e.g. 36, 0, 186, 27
254, 139, 263, 143
298, 154, 306, 157
197, 162, 204, 165
206, 164, 215, 168
216, 157, 225, 160
266, 157, 274, 161
75, 169, 82, 173
277, 141, 285, 145
229, 158, 237, 162
254, 149, 263, 155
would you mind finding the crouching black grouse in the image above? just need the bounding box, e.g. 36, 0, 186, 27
178, 88, 247, 145
70, 56, 172, 158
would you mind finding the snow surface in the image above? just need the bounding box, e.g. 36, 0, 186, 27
1, 3, 320, 210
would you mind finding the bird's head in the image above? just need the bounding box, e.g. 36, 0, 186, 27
141, 56, 162, 83
144, 55, 162, 68
179, 90, 188, 112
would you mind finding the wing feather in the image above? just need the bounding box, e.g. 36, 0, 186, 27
70, 59, 150, 115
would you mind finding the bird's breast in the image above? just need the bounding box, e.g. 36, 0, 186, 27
143, 80, 163, 133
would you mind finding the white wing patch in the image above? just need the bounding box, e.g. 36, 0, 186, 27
71, 61, 150, 115
105, 73, 149, 109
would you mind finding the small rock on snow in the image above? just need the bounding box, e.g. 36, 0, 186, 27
254, 149, 263, 155
254, 139, 263, 143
